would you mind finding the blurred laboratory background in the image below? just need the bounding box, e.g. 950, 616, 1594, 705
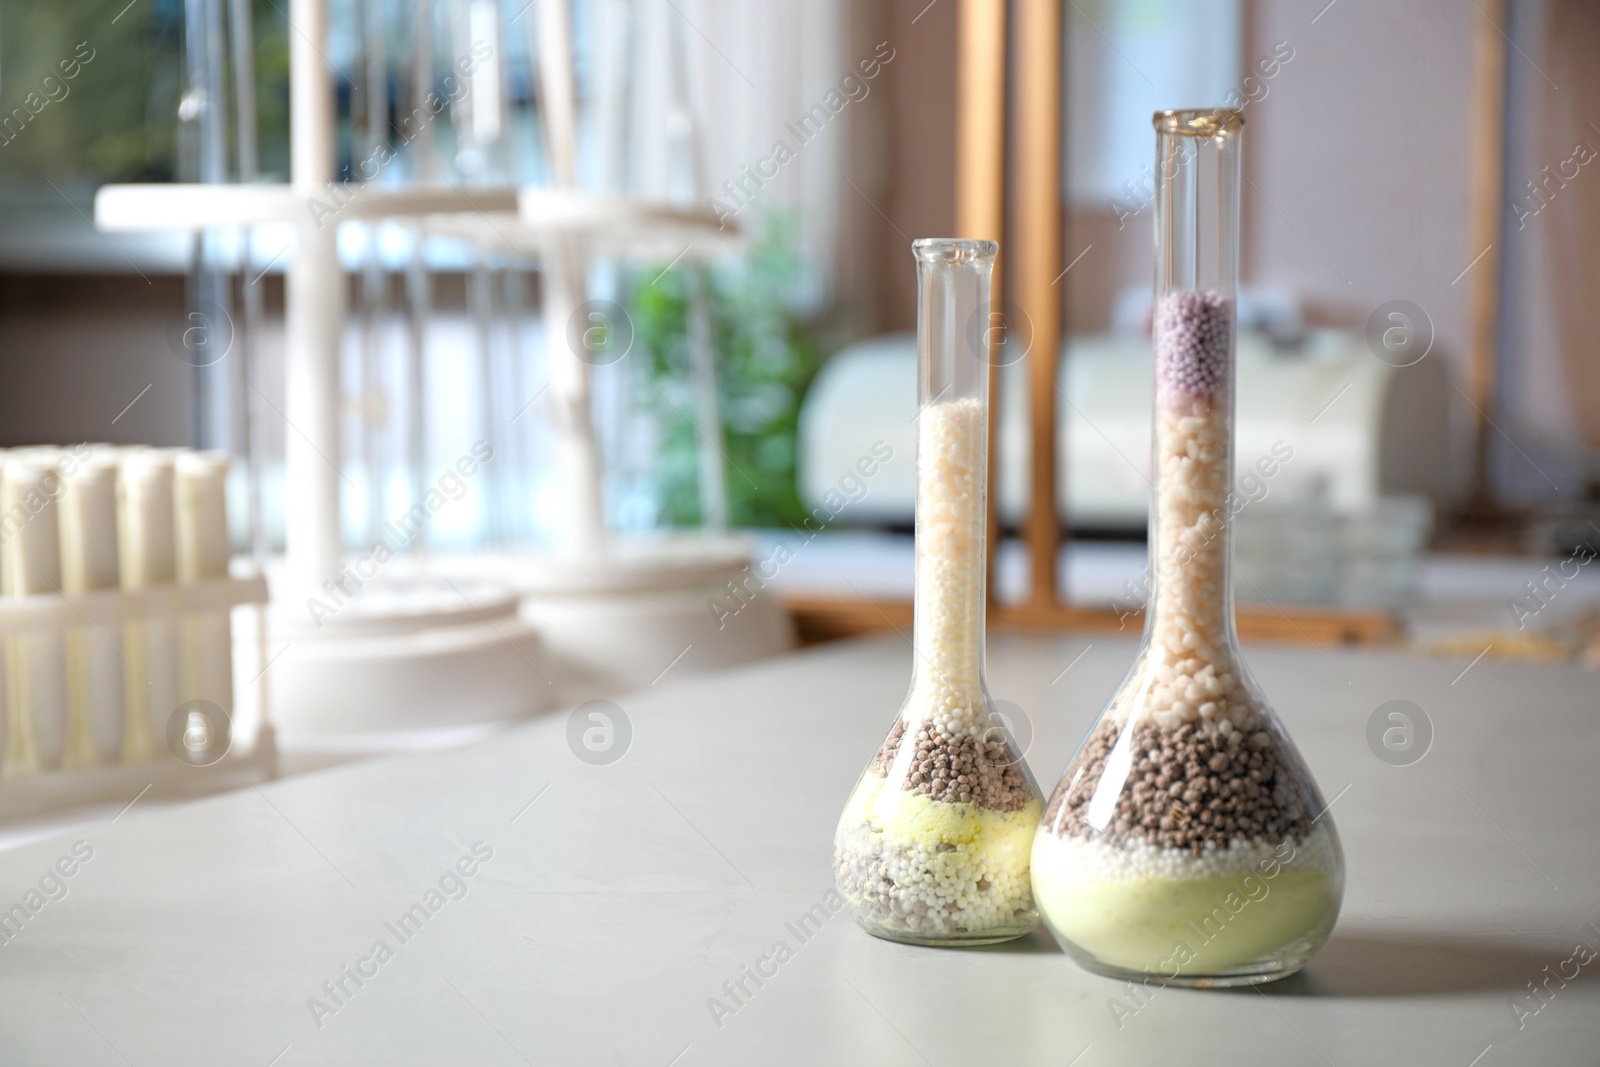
0, 0, 1596, 840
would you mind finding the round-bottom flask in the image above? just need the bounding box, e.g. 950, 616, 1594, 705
833, 239, 1043, 946
1032, 111, 1343, 985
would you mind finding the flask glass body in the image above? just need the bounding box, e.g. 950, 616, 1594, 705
833, 238, 1043, 946
1031, 112, 1344, 985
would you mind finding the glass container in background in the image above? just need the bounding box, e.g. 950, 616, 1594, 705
833, 239, 1042, 945
1032, 111, 1344, 984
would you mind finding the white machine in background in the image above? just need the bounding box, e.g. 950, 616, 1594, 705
800, 329, 1465, 530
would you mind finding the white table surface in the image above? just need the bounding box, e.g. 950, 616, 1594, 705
0, 633, 1596, 1066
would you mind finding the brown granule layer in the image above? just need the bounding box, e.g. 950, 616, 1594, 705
868, 719, 1032, 812
1042, 717, 1313, 854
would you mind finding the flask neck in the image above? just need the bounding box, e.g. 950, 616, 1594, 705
1145, 110, 1243, 655
909, 239, 996, 722
1144, 304, 1238, 653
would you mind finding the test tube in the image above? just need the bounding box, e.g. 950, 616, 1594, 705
175, 451, 234, 734
2, 458, 70, 774
119, 449, 180, 762
59, 446, 125, 765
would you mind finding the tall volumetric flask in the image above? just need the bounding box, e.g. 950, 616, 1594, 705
833, 239, 1042, 946
1031, 111, 1344, 985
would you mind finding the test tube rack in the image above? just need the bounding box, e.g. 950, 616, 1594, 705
0, 446, 273, 820
88, 0, 787, 727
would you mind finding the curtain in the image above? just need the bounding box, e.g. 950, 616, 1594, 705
1541, 0, 1600, 460
1498, 0, 1600, 502
619, 0, 858, 307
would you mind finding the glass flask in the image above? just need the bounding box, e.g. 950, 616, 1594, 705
1032, 110, 1344, 985
833, 238, 1043, 946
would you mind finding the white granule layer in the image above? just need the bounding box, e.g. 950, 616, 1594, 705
872, 840, 1032, 934
840, 825, 1036, 936
835, 777, 1039, 938
1111, 395, 1263, 733
1032, 824, 1338, 886
907, 397, 989, 738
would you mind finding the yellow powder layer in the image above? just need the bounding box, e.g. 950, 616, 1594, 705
843, 773, 1042, 856
1033, 850, 1339, 974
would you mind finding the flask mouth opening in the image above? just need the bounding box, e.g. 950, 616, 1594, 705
912, 238, 999, 264
1153, 108, 1244, 137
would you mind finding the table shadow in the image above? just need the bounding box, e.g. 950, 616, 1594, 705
1243, 932, 1556, 998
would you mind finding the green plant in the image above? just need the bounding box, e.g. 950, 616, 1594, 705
630, 214, 824, 528
0, 0, 290, 191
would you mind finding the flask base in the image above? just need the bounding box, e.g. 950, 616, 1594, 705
851, 914, 1039, 949
1063, 953, 1307, 988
